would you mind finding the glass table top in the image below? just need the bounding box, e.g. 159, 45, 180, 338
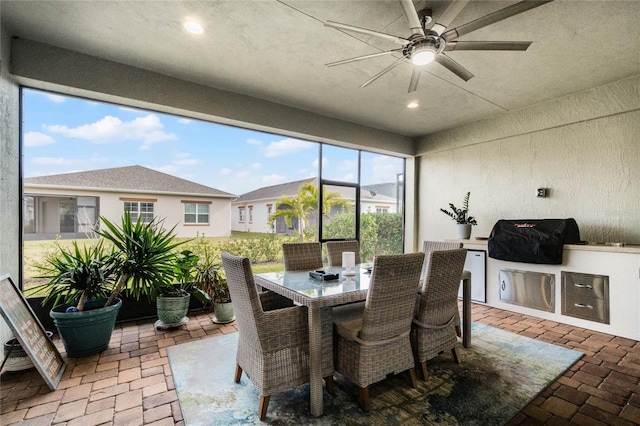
256, 264, 372, 299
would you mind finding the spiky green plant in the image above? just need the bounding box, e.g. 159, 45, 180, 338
97, 212, 185, 307
440, 192, 478, 225
30, 240, 119, 311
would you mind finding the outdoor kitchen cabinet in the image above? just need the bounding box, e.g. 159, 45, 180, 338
452, 240, 640, 341
561, 272, 610, 324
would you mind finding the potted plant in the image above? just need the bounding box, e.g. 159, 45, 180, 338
440, 191, 478, 239
31, 212, 185, 357
154, 249, 210, 328
194, 246, 234, 324
30, 239, 122, 357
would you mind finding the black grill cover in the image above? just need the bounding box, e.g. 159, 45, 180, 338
488, 219, 580, 264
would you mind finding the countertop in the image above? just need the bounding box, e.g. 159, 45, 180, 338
447, 239, 640, 255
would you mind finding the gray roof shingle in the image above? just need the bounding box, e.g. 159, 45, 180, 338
234, 178, 397, 203
24, 165, 235, 198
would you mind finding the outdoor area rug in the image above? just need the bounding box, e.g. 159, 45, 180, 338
167, 322, 583, 425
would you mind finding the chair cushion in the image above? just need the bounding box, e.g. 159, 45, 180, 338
335, 317, 363, 341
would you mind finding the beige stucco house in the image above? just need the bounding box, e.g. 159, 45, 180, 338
231, 178, 401, 234
24, 165, 236, 240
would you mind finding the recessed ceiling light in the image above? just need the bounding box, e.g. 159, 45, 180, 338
184, 20, 204, 35
407, 101, 419, 109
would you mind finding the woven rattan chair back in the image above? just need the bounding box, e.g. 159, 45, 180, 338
359, 252, 425, 341
282, 242, 323, 271
417, 248, 467, 326
422, 240, 463, 276
325, 240, 361, 266
221, 252, 312, 420
221, 252, 263, 346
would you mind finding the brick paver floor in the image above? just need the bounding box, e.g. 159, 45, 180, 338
2, 303, 639, 425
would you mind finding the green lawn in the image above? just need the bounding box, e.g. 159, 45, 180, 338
22, 232, 291, 294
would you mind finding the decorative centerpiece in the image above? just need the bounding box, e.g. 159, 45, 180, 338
342, 251, 356, 276
440, 191, 478, 239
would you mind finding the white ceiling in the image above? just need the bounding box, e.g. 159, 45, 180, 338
2, 0, 640, 138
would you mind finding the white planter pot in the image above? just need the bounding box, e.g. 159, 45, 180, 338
456, 224, 472, 239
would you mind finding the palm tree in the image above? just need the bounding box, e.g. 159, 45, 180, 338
268, 182, 349, 241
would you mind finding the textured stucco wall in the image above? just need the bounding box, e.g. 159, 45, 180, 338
416, 76, 640, 245
0, 27, 22, 355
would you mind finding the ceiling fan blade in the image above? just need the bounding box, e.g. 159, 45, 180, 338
445, 40, 532, 51
408, 68, 421, 93
326, 49, 404, 67
430, 0, 470, 36
398, 0, 425, 37
435, 54, 474, 81
360, 57, 407, 88
442, 0, 553, 41
325, 20, 411, 45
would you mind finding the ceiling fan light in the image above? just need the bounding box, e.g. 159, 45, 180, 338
411, 48, 436, 66
407, 101, 419, 109
184, 20, 204, 35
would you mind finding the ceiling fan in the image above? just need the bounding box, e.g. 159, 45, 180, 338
325, 0, 553, 92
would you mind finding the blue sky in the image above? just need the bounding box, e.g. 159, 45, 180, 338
22, 88, 403, 195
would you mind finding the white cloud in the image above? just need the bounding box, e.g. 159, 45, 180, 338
252, 163, 261, 169
339, 159, 357, 171
219, 168, 232, 175
178, 118, 192, 124
31, 156, 108, 166
44, 114, 177, 149
337, 173, 355, 182
311, 157, 328, 168
31, 157, 74, 165
264, 138, 314, 157
261, 174, 286, 185
47, 94, 66, 103
174, 158, 199, 166
236, 171, 251, 179
24, 131, 55, 147
247, 138, 262, 146
368, 155, 404, 183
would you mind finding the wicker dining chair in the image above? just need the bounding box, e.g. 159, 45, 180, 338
423, 240, 464, 337
412, 248, 467, 380
282, 242, 323, 271
325, 240, 361, 266
222, 252, 311, 420
281, 241, 335, 393
333, 252, 425, 412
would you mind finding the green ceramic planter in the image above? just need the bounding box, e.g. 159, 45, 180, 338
213, 301, 235, 324
50, 298, 122, 358
156, 292, 190, 326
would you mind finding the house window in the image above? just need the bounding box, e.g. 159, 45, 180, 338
248, 206, 253, 222
375, 206, 389, 213
184, 203, 210, 224
238, 207, 245, 222
124, 201, 154, 223
267, 204, 273, 216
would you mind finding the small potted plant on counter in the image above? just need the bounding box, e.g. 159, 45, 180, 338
440, 191, 478, 239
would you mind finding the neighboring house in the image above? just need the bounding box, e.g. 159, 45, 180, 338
24, 165, 236, 240
231, 178, 400, 234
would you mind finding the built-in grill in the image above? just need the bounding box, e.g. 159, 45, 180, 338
488, 219, 581, 264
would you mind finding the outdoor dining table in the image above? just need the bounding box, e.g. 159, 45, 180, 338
254, 264, 472, 417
